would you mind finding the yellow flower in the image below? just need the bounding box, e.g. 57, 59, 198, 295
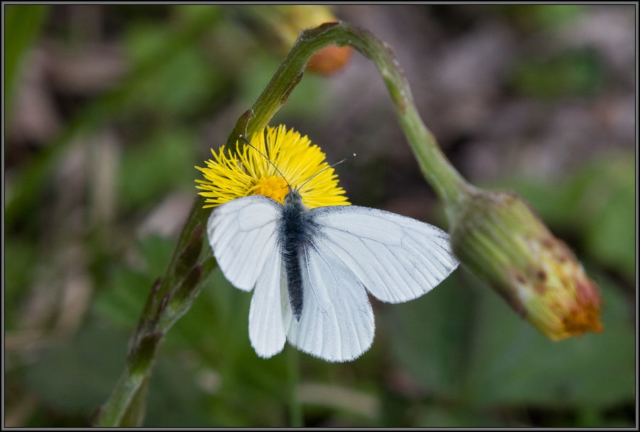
195, 125, 350, 209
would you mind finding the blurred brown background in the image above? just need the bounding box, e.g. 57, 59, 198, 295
5, 5, 635, 428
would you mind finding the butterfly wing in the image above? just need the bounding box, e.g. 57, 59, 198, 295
207, 195, 282, 291
282, 239, 375, 362
309, 206, 459, 303
248, 249, 286, 358
209, 195, 287, 358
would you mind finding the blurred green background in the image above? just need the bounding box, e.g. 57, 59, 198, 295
4, 5, 635, 427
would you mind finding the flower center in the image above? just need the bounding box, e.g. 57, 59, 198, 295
251, 176, 289, 203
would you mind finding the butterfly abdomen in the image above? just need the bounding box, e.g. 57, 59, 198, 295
280, 191, 316, 322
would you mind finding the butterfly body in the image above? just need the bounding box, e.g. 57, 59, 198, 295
208, 192, 459, 362
279, 189, 314, 322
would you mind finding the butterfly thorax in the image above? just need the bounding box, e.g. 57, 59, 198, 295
280, 190, 313, 321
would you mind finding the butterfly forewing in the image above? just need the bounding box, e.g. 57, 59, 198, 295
309, 206, 459, 304
208, 196, 282, 291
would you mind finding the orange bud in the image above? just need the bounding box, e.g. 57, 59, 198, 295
238, 6, 353, 74
307, 45, 353, 74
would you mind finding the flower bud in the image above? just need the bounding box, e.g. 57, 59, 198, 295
449, 190, 603, 340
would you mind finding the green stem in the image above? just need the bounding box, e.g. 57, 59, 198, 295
117, 375, 151, 427
97, 370, 148, 427
98, 331, 163, 426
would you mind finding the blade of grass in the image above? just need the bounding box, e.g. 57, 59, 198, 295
5, 5, 49, 120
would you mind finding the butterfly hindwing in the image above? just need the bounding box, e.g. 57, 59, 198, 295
282, 238, 375, 362
249, 249, 286, 358
309, 206, 459, 303
208, 195, 282, 291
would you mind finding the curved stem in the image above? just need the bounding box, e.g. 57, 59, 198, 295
246, 22, 475, 218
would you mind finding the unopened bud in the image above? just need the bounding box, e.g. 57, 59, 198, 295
450, 190, 602, 340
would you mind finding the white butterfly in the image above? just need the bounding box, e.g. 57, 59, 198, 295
207, 143, 459, 362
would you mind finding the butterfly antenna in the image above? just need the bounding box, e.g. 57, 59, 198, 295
298, 153, 356, 191
239, 135, 292, 191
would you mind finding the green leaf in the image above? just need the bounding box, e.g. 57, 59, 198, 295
25, 320, 209, 425
385, 267, 634, 409
464, 268, 633, 408
382, 273, 477, 400
24, 323, 129, 415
